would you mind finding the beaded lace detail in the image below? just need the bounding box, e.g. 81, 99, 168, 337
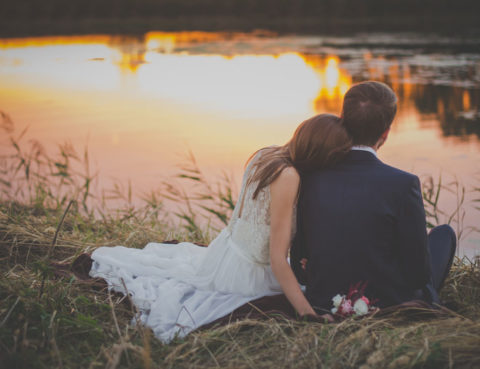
227, 148, 297, 265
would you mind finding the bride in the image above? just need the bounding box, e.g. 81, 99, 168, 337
90, 113, 351, 342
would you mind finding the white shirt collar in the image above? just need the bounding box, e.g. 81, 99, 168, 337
351, 145, 378, 157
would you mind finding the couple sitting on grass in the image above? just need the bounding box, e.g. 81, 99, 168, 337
88, 81, 457, 342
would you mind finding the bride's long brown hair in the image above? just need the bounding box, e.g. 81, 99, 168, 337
246, 114, 352, 199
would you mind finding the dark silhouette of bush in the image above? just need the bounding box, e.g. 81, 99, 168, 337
1, 0, 479, 21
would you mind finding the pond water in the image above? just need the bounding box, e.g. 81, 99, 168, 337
0, 31, 479, 255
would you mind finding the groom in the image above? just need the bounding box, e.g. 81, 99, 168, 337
290, 81, 457, 312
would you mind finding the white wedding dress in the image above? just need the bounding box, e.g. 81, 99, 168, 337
90, 149, 296, 342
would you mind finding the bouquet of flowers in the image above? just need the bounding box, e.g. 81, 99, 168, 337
331, 282, 378, 317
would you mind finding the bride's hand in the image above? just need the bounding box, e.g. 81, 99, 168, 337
270, 168, 322, 323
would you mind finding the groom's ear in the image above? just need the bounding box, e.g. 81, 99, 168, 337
381, 128, 390, 141
375, 129, 390, 151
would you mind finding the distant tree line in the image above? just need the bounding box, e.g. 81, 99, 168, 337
1, 0, 478, 20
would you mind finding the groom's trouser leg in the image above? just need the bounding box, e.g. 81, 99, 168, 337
421, 224, 457, 304
428, 224, 457, 291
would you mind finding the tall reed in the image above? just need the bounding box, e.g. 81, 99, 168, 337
1, 110, 479, 246
162, 150, 236, 237
0, 111, 96, 216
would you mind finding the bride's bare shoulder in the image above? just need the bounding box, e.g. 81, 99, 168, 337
273, 166, 300, 188
270, 166, 300, 207
279, 166, 300, 181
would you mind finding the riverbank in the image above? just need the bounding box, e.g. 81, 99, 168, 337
1, 202, 479, 368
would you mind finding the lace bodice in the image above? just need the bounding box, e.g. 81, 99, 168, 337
226, 148, 297, 265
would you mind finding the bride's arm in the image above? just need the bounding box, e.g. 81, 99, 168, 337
269, 167, 317, 317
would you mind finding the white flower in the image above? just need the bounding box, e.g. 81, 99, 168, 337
332, 294, 344, 308
331, 307, 338, 314
353, 298, 369, 316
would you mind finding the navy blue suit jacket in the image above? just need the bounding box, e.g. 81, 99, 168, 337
291, 150, 431, 310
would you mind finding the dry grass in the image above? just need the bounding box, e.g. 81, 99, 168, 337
1, 202, 480, 369
2, 113, 480, 368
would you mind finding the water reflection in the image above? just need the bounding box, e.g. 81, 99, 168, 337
1, 32, 479, 174
302, 55, 352, 112
410, 85, 480, 140
342, 52, 480, 142
1, 31, 479, 254
136, 52, 320, 116
2, 33, 478, 141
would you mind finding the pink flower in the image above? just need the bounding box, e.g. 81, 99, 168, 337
330, 282, 377, 318
361, 296, 370, 305
340, 299, 353, 315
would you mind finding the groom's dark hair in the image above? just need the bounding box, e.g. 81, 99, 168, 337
341, 81, 397, 146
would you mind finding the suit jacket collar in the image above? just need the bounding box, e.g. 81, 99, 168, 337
344, 149, 381, 163
351, 146, 378, 157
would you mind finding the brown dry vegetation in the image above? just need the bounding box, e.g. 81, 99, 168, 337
0, 202, 480, 369
1, 114, 480, 368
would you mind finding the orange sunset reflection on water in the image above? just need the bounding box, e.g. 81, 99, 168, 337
0, 32, 356, 173
1, 32, 479, 253
0, 33, 347, 116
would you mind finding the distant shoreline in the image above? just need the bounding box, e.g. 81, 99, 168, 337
1, 14, 479, 38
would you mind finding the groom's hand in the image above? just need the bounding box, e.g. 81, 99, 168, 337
300, 258, 308, 270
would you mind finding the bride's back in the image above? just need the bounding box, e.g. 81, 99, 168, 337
226, 148, 296, 266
